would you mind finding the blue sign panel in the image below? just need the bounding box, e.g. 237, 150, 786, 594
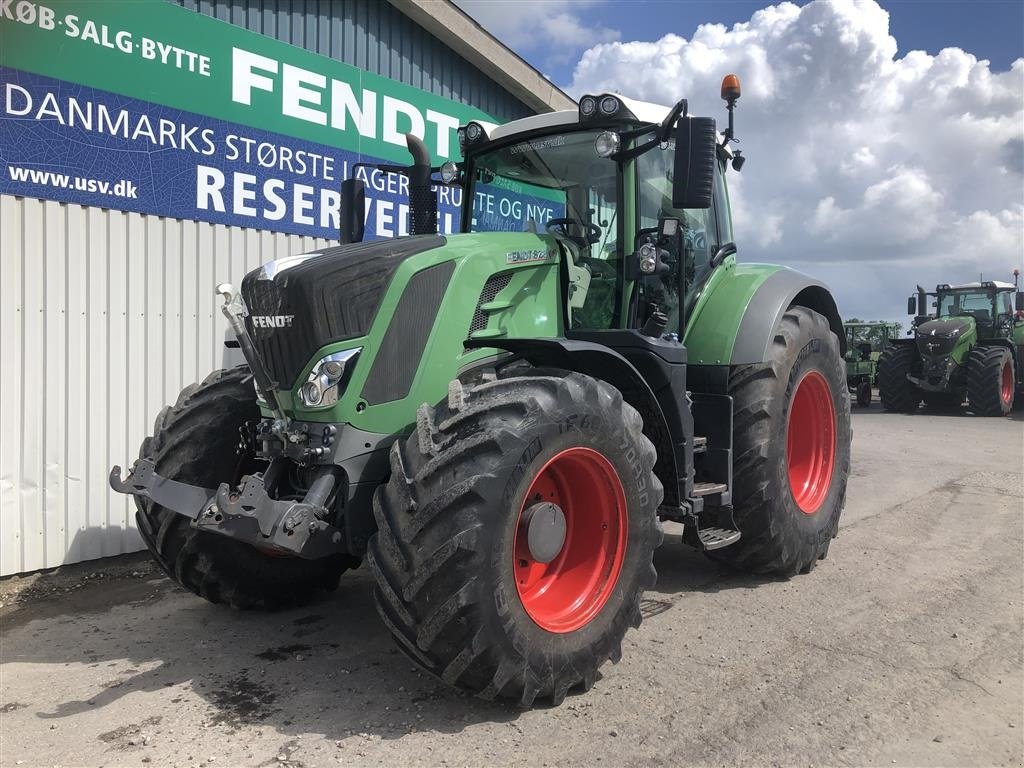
1, 67, 465, 239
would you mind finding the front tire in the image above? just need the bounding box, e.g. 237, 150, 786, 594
966, 346, 1015, 416
877, 344, 922, 413
368, 373, 663, 706
714, 307, 851, 577
134, 367, 356, 609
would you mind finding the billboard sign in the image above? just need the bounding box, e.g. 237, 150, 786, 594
0, 0, 556, 238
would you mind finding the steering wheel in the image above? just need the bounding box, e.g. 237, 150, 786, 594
581, 256, 617, 279
546, 218, 601, 250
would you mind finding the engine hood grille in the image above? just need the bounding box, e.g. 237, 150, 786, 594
240, 235, 447, 389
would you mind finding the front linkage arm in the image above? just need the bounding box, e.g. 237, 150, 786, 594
109, 459, 348, 559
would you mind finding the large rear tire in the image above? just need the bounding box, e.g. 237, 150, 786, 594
713, 307, 851, 577
877, 344, 922, 413
966, 346, 1015, 416
134, 367, 356, 609
368, 373, 663, 706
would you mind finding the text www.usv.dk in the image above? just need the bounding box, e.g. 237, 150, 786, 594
7, 166, 139, 198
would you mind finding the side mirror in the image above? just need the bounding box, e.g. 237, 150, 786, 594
672, 116, 716, 210
1016, 292, 1024, 312
340, 178, 366, 244
907, 296, 916, 315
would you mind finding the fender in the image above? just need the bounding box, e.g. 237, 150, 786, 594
684, 260, 846, 368
464, 337, 681, 507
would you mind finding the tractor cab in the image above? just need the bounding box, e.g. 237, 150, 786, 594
937, 283, 1017, 338
912, 281, 1019, 335
452, 94, 738, 341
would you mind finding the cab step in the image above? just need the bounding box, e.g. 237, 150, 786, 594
697, 527, 742, 550
693, 481, 727, 497
693, 436, 707, 454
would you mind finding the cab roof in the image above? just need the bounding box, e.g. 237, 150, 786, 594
489, 95, 674, 142
486, 94, 732, 156
940, 281, 1015, 291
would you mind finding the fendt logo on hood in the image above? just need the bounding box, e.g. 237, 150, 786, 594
251, 315, 295, 328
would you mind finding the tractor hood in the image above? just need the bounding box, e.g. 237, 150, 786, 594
241, 232, 560, 391
915, 316, 974, 360
916, 316, 974, 339
241, 235, 448, 389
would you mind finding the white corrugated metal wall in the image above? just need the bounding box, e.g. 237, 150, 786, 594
0, 195, 333, 575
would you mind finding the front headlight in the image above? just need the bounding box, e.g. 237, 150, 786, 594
299, 348, 361, 408
439, 160, 459, 184
594, 131, 620, 158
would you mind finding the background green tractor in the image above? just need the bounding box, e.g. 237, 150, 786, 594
878, 274, 1024, 415
110, 76, 851, 706
843, 321, 900, 407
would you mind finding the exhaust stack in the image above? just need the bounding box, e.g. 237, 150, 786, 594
405, 134, 437, 236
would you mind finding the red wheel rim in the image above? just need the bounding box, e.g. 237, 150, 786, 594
513, 447, 628, 633
1001, 361, 1013, 405
786, 371, 837, 515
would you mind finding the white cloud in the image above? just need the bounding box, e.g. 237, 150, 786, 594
455, 0, 619, 69
568, 0, 1024, 321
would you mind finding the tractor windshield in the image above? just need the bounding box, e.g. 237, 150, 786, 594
467, 130, 622, 328
937, 290, 993, 321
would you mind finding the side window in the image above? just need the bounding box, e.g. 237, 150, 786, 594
706, 175, 720, 258
996, 292, 1012, 315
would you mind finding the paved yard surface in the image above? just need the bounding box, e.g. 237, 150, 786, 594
2, 402, 1022, 767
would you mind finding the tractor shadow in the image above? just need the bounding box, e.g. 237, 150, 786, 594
2, 526, 779, 744
851, 399, 1021, 420
0, 545, 520, 745
650, 526, 782, 602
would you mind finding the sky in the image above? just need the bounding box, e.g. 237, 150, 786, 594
454, 0, 1024, 324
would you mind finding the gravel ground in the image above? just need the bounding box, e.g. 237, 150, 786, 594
1, 401, 1022, 767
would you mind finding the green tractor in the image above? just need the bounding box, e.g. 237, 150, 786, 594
878, 275, 1024, 415
844, 322, 899, 407
110, 77, 851, 706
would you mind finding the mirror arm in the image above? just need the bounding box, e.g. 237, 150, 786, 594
658, 99, 689, 142
613, 135, 662, 163
710, 242, 737, 268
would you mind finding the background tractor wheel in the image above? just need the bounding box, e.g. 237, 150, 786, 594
855, 380, 872, 407
877, 345, 922, 413
713, 307, 851, 577
966, 346, 1015, 416
368, 373, 663, 706
134, 366, 356, 609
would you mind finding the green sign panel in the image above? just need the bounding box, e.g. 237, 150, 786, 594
1, 0, 497, 163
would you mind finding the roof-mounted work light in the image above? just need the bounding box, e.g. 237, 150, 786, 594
578, 94, 635, 124
458, 121, 489, 154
